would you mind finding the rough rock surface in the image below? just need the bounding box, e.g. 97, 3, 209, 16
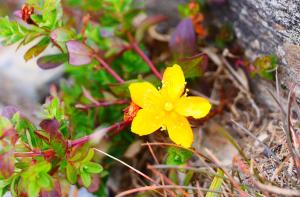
216, 0, 300, 86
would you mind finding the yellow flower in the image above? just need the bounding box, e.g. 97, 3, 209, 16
128, 64, 211, 148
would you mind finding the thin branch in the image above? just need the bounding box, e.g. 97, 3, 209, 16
115, 185, 222, 197
231, 119, 280, 163
71, 121, 129, 147
127, 33, 162, 80
94, 148, 156, 184
14, 121, 129, 158
93, 54, 125, 83
146, 142, 168, 197
76, 99, 129, 110
286, 83, 300, 178
147, 165, 188, 197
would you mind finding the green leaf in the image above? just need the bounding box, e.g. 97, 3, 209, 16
27, 0, 63, 29
82, 162, 103, 174
50, 27, 76, 51
24, 37, 50, 61
0, 16, 31, 45
178, 54, 208, 79
51, 27, 76, 42
166, 147, 193, 165
37, 173, 51, 188
43, 97, 64, 120
253, 55, 277, 80
11, 113, 41, 147
0, 179, 10, 188
0, 116, 11, 135
80, 172, 91, 188
114, 51, 150, 77
28, 182, 39, 197
81, 149, 95, 163
205, 169, 224, 197
66, 163, 78, 184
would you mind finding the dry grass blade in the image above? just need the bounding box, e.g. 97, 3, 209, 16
115, 185, 223, 197
93, 148, 155, 183
286, 83, 300, 178
232, 119, 280, 163
203, 148, 248, 197
152, 164, 227, 179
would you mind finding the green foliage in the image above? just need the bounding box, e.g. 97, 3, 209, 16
166, 147, 193, 165
253, 55, 277, 80
24, 37, 50, 61
27, 0, 63, 29
21, 161, 52, 197
66, 149, 103, 187
0, 17, 30, 45
114, 51, 150, 78
42, 97, 65, 121
214, 23, 234, 48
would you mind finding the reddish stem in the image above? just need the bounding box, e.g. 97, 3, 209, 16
71, 121, 129, 147
127, 33, 162, 80
14, 151, 43, 157
76, 99, 129, 110
14, 121, 130, 158
93, 54, 125, 83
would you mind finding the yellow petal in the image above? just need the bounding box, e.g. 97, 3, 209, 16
175, 96, 211, 119
131, 108, 164, 136
165, 113, 193, 148
129, 82, 162, 109
161, 64, 185, 100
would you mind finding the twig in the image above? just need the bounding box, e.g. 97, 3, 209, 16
152, 164, 228, 179
76, 99, 129, 110
115, 185, 222, 197
147, 165, 184, 197
71, 121, 129, 147
14, 122, 129, 158
286, 83, 300, 178
93, 54, 125, 83
231, 120, 280, 163
94, 148, 156, 184
146, 142, 168, 197
127, 33, 162, 80
204, 148, 248, 197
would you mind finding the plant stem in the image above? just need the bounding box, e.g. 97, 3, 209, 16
70, 121, 129, 147
93, 54, 125, 83
14, 121, 129, 158
127, 33, 162, 80
76, 99, 129, 110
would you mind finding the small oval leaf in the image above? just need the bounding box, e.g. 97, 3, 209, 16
37, 54, 68, 69
66, 163, 77, 184
80, 172, 91, 188
24, 37, 50, 61
83, 162, 103, 174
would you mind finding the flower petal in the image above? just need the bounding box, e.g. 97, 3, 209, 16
161, 64, 185, 100
165, 113, 193, 148
175, 96, 211, 119
131, 108, 164, 136
129, 82, 162, 109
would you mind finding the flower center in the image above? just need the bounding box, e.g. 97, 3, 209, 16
164, 102, 174, 112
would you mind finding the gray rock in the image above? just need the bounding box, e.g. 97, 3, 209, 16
212, 0, 300, 88
0, 41, 63, 115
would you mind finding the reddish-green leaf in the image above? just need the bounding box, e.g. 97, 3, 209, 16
24, 37, 50, 61
37, 54, 68, 69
